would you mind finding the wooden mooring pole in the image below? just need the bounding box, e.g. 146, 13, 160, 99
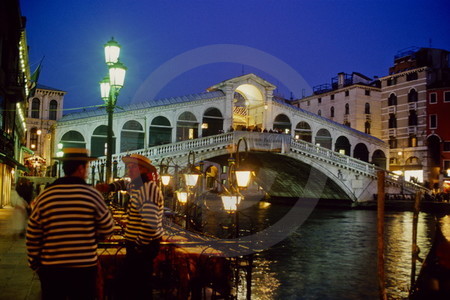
377, 170, 388, 300
410, 191, 422, 290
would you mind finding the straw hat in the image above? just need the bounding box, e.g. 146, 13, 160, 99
122, 154, 154, 171
54, 148, 97, 161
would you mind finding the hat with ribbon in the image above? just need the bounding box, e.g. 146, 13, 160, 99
54, 148, 97, 161
122, 154, 154, 171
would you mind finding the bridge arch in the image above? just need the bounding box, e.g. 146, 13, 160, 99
372, 149, 387, 169
273, 114, 291, 134
335, 136, 351, 155
177, 111, 198, 141
60, 130, 86, 149
121, 120, 144, 152
202, 107, 223, 137
354, 143, 369, 162
294, 121, 312, 143
315, 128, 332, 149
149, 116, 172, 146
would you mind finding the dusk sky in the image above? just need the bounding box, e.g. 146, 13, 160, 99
21, 0, 450, 112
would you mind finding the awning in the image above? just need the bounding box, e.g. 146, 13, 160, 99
0, 153, 28, 172
21, 146, 34, 155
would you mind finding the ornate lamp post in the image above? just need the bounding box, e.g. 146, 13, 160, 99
100, 37, 127, 184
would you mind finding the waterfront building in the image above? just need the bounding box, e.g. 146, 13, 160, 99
0, 0, 31, 207
379, 47, 450, 188
291, 72, 382, 140
426, 85, 450, 192
24, 84, 66, 176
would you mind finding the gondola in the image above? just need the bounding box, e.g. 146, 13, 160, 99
410, 218, 450, 300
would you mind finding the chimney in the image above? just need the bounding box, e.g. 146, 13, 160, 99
338, 72, 345, 88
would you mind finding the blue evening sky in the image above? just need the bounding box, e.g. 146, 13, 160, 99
21, 0, 450, 112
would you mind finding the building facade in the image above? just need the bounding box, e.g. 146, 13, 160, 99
380, 47, 450, 188
0, 0, 31, 207
24, 84, 65, 176
291, 72, 382, 140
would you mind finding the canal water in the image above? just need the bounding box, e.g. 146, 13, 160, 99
212, 202, 437, 300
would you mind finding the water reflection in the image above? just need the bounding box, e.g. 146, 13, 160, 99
234, 205, 434, 299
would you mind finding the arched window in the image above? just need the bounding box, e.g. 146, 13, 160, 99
330, 106, 335, 118
202, 108, 223, 137
345, 103, 350, 115
60, 130, 86, 148
31, 98, 40, 118
121, 120, 144, 152
294, 121, 312, 143
177, 112, 198, 141
408, 89, 418, 102
149, 116, 172, 146
91, 125, 113, 157
273, 114, 291, 134
315, 128, 332, 149
388, 93, 397, 106
365, 103, 370, 114
49, 100, 58, 120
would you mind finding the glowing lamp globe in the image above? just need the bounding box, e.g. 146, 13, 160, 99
104, 38, 121, 65
161, 175, 171, 186
176, 191, 188, 204
235, 170, 251, 188
221, 195, 241, 211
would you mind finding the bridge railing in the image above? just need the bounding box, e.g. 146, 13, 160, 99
290, 138, 378, 176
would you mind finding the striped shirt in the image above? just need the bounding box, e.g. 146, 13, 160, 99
111, 175, 164, 245
26, 177, 114, 270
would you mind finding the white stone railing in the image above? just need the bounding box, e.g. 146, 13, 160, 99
94, 132, 427, 193
290, 138, 377, 176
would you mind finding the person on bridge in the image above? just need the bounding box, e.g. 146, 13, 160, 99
96, 154, 164, 299
26, 148, 114, 300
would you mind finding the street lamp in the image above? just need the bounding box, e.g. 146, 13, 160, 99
100, 37, 127, 183
221, 137, 251, 231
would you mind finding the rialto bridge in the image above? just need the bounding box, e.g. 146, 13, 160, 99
54, 74, 424, 203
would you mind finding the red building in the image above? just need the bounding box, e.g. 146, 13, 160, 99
427, 88, 450, 192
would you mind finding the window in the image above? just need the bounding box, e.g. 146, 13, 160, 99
389, 114, 397, 128
365, 89, 370, 96
343, 121, 351, 127
444, 161, 450, 175
408, 89, 418, 102
387, 77, 397, 86
330, 94, 335, 100
345, 103, 349, 115
445, 91, 450, 103
318, 98, 322, 104
389, 137, 397, 149
318, 109, 321, 116
30, 127, 39, 150
49, 100, 58, 120
430, 114, 437, 129
388, 94, 397, 106
365, 103, 370, 114
443, 141, 450, 152
429, 93, 437, 104
408, 110, 418, 126
406, 72, 418, 81
345, 90, 349, 97
330, 107, 335, 118
365, 121, 371, 134
307, 100, 310, 106
409, 135, 418, 147
31, 98, 40, 118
